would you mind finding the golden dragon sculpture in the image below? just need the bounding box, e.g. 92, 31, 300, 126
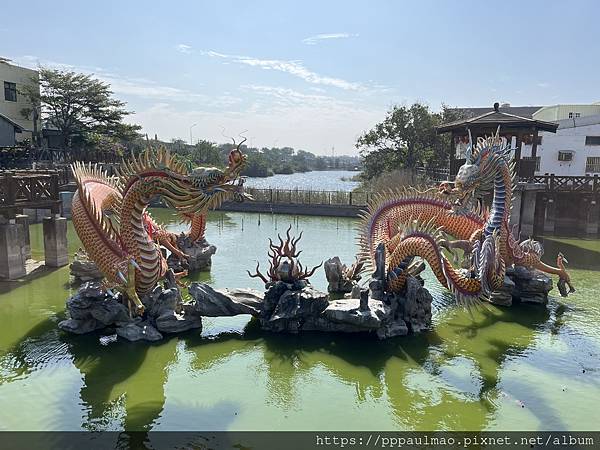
358, 129, 575, 307
71, 146, 247, 315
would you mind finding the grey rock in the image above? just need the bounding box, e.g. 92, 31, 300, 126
323, 298, 389, 329
58, 318, 102, 334
376, 320, 409, 339
490, 266, 553, 305
324, 256, 355, 293
70, 249, 104, 282
189, 283, 264, 317
116, 321, 163, 342
263, 281, 290, 313
143, 285, 182, 317
167, 236, 217, 272
269, 286, 329, 322
155, 310, 202, 333
350, 285, 361, 299
398, 276, 433, 333
489, 276, 515, 306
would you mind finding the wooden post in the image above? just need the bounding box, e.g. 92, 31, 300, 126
531, 127, 539, 160
449, 131, 457, 180
515, 133, 523, 176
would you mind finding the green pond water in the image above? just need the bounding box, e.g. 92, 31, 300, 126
0, 210, 599, 432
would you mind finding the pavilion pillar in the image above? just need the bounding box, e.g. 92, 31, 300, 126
0, 217, 27, 280
510, 187, 523, 236
15, 214, 31, 260
531, 127, 539, 160
515, 133, 523, 176
583, 197, 599, 236
542, 196, 556, 234
520, 190, 537, 237
43, 215, 68, 267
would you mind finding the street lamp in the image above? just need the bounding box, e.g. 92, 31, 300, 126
189, 123, 197, 145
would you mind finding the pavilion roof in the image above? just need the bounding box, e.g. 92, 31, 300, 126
437, 104, 558, 134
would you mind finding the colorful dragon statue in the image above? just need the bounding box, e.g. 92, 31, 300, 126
71, 146, 247, 315
358, 129, 575, 307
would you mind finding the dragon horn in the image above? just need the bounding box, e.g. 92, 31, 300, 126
117, 271, 127, 283
130, 259, 141, 270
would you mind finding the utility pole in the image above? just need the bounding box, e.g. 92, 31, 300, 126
189, 123, 197, 145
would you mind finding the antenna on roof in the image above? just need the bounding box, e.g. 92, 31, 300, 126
493, 102, 500, 112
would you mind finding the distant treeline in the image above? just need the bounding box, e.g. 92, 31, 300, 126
157, 139, 361, 177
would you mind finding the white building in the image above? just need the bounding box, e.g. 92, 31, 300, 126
453, 103, 600, 176
0, 57, 40, 144
519, 113, 600, 176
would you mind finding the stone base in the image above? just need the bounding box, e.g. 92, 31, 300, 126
167, 236, 217, 272
188, 276, 432, 340
58, 279, 203, 342
489, 266, 553, 306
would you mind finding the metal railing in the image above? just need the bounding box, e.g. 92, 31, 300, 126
245, 187, 371, 206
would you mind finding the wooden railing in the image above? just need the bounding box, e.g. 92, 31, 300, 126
530, 174, 600, 193
0, 170, 61, 217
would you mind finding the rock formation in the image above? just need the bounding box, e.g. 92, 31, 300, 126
59, 274, 203, 342
323, 256, 363, 293
490, 266, 553, 306
167, 234, 217, 273
69, 248, 104, 282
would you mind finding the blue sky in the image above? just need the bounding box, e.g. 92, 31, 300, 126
3, 0, 599, 154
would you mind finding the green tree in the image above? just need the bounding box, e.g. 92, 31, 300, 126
356, 102, 465, 179
20, 67, 140, 149
191, 140, 222, 166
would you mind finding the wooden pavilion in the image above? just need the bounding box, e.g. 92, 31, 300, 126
436, 103, 559, 178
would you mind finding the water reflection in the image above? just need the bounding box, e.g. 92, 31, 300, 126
0, 212, 598, 432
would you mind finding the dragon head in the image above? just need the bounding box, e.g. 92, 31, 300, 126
122, 145, 250, 215
440, 128, 512, 213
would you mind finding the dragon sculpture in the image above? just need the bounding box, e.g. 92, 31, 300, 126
71, 146, 247, 315
358, 129, 575, 307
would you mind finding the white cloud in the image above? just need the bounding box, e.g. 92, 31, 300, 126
131, 95, 382, 154
537, 82, 550, 88
9, 54, 241, 107
302, 33, 358, 45
175, 44, 193, 54
203, 50, 363, 91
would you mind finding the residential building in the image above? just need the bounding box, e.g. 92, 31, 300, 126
519, 114, 600, 176
455, 102, 600, 176
533, 103, 600, 122
0, 57, 40, 144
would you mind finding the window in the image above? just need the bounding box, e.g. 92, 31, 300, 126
558, 151, 574, 162
568, 112, 573, 118
3, 81, 16, 102
586, 157, 600, 173
569, 111, 582, 119
575, 112, 581, 118
585, 136, 600, 146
